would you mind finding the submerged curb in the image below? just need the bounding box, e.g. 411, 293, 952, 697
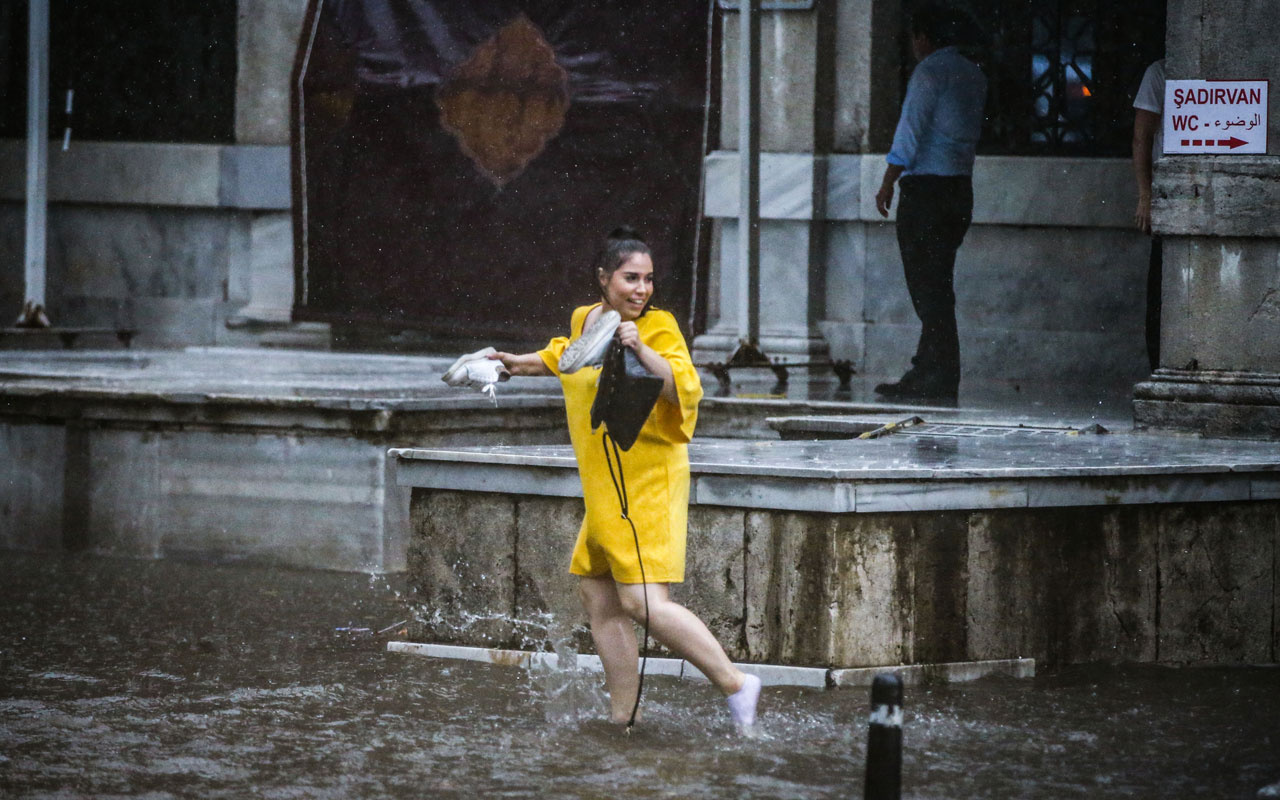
829, 658, 1036, 687
387, 642, 1034, 689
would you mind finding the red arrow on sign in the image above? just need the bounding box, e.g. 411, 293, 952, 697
1217, 137, 1248, 148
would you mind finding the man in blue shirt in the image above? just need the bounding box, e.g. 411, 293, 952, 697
873, 4, 986, 405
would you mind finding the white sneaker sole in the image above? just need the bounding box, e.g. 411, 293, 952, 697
558, 309, 620, 374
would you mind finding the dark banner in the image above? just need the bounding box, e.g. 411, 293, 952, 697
292, 0, 710, 342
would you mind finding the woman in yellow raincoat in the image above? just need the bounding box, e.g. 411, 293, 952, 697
494, 228, 760, 730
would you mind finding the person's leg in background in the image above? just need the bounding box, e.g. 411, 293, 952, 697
1146, 235, 1162, 372
877, 176, 971, 403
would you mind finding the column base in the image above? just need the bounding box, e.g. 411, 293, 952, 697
1133, 368, 1280, 438
692, 327, 831, 363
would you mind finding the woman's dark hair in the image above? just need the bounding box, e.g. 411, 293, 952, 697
593, 226, 651, 293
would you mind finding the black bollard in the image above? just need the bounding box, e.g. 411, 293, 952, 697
864, 673, 903, 800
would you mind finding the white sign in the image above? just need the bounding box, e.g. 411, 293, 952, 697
1163, 79, 1268, 154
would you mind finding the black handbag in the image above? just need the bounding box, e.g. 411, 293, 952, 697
589, 338, 664, 451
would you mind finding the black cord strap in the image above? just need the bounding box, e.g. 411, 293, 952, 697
602, 430, 649, 731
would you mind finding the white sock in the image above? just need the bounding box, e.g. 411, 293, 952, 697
726, 673, 761, 730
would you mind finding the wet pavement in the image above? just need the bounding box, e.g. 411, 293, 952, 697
2, 551, 1278, 799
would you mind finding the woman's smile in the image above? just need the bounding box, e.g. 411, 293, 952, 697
600, 251, 655, 321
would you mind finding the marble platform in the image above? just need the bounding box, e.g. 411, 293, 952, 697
393, 425, 1280, 514
0, 348, 971, 572
396, 421, 1280, 668
0, 347, 570, 573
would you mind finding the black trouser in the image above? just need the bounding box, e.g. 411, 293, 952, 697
1147, 235, 1162, 372
896, 175, 973, 388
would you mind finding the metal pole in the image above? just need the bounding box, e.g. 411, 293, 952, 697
24, 0, 50, 310
736, 0, 760, 346
864, 673, 903, 800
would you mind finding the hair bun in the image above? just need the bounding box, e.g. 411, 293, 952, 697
608, 225, 645, 243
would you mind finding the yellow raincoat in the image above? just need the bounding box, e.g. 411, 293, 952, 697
537, 303, 703, 584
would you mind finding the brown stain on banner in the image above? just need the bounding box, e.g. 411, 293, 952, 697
293, 0, 709, 341
436, 15, 570, 187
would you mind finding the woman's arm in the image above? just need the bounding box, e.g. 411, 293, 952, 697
491, 351, 554, 377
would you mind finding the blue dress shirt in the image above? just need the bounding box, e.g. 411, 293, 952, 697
887, 46, 987, 177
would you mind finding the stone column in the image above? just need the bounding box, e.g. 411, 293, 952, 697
1132, 0, 1280, 437
695, 5, 831, 360
236, 0, 309, 146
695, 0, 900, 365
226, 0, 310, 332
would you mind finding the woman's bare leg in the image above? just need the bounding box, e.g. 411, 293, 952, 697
613, 582, 747, 696
578, 575, 640, 723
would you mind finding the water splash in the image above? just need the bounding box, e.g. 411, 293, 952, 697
404, 602, 605, 724
527, 618, 606, 726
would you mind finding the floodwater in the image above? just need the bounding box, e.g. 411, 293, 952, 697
2, 552, 1277, 799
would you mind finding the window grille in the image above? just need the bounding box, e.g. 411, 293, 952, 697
943, 0, 1165, 157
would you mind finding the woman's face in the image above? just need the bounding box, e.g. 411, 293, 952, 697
598, 251, 654, 321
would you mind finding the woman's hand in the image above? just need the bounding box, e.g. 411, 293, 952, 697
622, 329, 678, 404
616, 321, 640, 350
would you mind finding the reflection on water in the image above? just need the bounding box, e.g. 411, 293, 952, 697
1, 552, 1277, 798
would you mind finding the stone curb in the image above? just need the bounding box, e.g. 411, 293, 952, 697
828, 657, 1036, 687
387, 642, 1034, 689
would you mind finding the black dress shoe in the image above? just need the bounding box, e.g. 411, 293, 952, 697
873, 377, 908, 396
874, 370, 957, 406
875, 368, 927, 397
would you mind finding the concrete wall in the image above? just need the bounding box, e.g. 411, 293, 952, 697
0, 420, 66, 550
703, 2, 1156, 406
0, 0, 308, 348
0, 396, 568, 574
81, 427, 401, 570
408, 488, 1279, 667
698, 152, 1151, 404
0, 142, 295, 347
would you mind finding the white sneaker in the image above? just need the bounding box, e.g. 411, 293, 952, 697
727, 673, 761, 732
460, 357, 510, 389
558, 309, 620, 374
442, 347, 508, 387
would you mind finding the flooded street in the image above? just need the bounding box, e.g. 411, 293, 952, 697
1, 551, 1277, 799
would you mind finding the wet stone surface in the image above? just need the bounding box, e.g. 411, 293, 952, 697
2, 552, 1279, 798
396, 429, 1280, 480
0, 347, 564, 402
